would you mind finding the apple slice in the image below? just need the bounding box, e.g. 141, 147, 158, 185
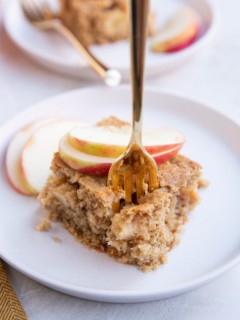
151, 7, 201, 53
59, 135, 115, 176
20, 119, 89, 194
68, 126, 184, 158
59, 131, 184, 176
5, 118, 58, 195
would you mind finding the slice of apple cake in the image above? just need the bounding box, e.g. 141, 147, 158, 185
38, 150, 203, 271
60, 0, 156, 47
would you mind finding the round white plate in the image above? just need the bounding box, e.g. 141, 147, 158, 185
1, 88, 240, 303
3, 0, 219, 81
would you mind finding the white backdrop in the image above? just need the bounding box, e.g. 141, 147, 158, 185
1, 0, 240, 318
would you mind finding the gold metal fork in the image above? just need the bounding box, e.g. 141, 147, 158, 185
107, 0, 159, 212
20, 0, 121, 86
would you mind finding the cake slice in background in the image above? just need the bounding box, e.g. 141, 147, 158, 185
60, 0, 156, 47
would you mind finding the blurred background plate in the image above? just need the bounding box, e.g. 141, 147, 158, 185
3, 0, 219, 81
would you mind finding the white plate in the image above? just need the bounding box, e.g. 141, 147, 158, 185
3, 0, 219, 81
1, 87, 240, 303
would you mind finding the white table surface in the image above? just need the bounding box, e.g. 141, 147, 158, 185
1, 0, 240, 319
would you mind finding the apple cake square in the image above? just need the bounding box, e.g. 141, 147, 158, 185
38, 150, 203, 271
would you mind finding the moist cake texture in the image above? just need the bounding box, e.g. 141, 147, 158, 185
60, 0, 155, 47
39, 152, 203, 271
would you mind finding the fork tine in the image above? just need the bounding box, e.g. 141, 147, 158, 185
22, 0, 48, 22
136, 169, 145, 202
21, 0, 32, 19
109, 171, 121, 212
31, 0, 45, 18
148, 165, 159, 192
32, 0, 53, 19
112, 201, 121, 213
112, 171, 120, 191
21, 0, 41, 21
124, 170, 133, 204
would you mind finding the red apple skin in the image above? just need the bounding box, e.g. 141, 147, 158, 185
145, 142, 183, 154
151, 8, 201, 54
78, 163, 112, 176
5, 154, 37, 196
165, 33, 198, 53
5, 166, 28, 195
19, 136, 39, 196
152, 145, 182, 164
5, 144, 33, 196
69, 136, 125, 158
19, 159, 38, 196
69, 135, 182, 158
76, 144, 183, 176
59, 149, 111, 176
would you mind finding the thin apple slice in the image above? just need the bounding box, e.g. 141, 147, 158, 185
59, 134, 183, 176
5, 118, 57, 195
59, 134, 115, 175
151, 7, 201, 53
20, 120, 89, 194
68, 126, 184, 158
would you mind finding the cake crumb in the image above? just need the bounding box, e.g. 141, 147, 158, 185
35, 219, 52, 232
96, 116, 129, 128
198, 178, 209, 189
52, 236, 62, 243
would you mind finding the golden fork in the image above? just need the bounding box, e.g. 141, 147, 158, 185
107, 0, 159, 212
20, 0, 121, 86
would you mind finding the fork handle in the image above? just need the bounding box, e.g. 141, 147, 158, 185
51, 20, 121, 87
129, 0, 149, 140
